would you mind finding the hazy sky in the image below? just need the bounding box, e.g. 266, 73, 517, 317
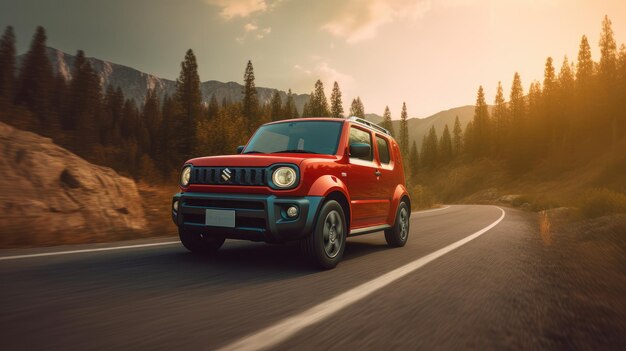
1, 0, 625, 118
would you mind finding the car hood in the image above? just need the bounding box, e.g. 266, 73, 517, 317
187, 153, 340, 168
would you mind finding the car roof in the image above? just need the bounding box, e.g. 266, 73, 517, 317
263, 117, 394, 138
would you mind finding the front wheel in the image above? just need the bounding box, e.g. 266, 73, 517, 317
385, 201, 410, 247
301, 200, 346, 269
179, 229, 225, 254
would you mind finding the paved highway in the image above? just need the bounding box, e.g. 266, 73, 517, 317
0, 205, 617, 350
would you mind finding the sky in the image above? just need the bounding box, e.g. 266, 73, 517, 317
1, 0, 625, 118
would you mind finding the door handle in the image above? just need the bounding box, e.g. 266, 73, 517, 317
375, 170, 382, 177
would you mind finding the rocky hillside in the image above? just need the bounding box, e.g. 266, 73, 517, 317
0, 122, 146, 247
38, 47, 310, 113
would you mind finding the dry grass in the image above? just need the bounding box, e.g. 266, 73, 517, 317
577, 188, 626, 219
136, 182, 180, 237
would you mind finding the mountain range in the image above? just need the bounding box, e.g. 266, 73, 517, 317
36, 47, 311, 113
23, 47, 477, 147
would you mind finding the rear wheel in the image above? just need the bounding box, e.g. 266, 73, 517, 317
179, 229, 225, 254
385, 201, 410, 247
301, 200, 346, 269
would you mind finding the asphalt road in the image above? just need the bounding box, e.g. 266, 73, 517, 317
0, 205, 618, 350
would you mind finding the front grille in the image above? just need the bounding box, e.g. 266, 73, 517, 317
183, 213, 205, 224
185, 198, 265, 210
191, 167, 267, 186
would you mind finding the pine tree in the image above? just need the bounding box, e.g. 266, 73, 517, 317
421, 126, 438, 168
349, 97, 365, 118
65, 50, 101, 146
409, 140, 419, 177
399, 102, 409, 156
242, 60, 259, 132
575, 35, 594, 140
509, 72, 525, 128
492, 82, 507, 154
0, 26, 16, 101
119, 98, 140, 147
599, 15, 617, 80
143, 88, 161, 158
558, 56, 575, 93
102, 86, 124, 145
175, 49, 203, 158
598, 15, 619, 145
576, 35, 594, 87
15, 26, 54, 122
541, 57, 557, 146
557, 56, 575, 141
302, 100, 311, 117
310, 79, 329, 117
380, 106, 394, 136
159, 94, 178, 178
207, 93, 219, 120
439, 124, 453, 163
509, 72, 527, 169
452, 115, 463, 156
49, 73, 68, 130
617, 45, 626, 139
527, 81, 542, 154
269, 90, 283, 121
284, 89, 298, 118
463, 120, 474, 155
330, 81, 344, 118
470, 86, 490, 157
543, 57, 557, 95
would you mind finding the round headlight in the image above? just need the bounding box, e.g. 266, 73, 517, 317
272, 167, 297, 188
180, 166, 192, 187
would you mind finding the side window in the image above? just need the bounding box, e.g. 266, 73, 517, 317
376, 136, 391, 164
349, 127, 373, 161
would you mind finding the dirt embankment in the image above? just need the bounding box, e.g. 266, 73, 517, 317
0, 122, 150, 247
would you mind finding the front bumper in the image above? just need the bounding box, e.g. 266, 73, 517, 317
172, 192, 324, 243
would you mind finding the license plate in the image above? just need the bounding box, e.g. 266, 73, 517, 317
205, 209, 235, 228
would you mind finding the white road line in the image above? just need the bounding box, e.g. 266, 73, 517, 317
217, 206, 506, 351
412, 205, 451, 215
0, 205, 452, 262
0, 241, 180, 261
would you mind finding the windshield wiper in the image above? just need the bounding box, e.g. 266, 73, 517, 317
243, 151, 265, 154
271, 149, 321, 154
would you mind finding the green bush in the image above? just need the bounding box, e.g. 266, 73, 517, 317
578, 188, 626, 218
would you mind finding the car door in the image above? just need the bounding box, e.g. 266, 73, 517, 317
346, 125, 388, 227
373, 134, 394, 219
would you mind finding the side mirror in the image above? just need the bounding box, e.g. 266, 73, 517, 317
349, 143, 371, 159
236, 145, 245, 154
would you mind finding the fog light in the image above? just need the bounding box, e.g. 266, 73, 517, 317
173, 200, 179, 212
286, 206, 299, 218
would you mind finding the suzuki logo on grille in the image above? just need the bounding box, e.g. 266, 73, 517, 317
221, 168, 232, 181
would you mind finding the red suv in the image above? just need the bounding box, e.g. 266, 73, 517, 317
172, 117, 410, 269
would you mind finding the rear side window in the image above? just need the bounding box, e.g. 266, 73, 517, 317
376, 136, 391, 164
349, 127, 373, 161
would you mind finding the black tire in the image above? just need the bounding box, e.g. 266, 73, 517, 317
301, 200, 346, 269
179, 228, 225, 254
385, 201, 410, 247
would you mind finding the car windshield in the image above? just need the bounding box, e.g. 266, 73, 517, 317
244, 121, 343, 155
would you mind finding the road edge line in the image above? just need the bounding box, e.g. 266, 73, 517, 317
412, 205, 451, 214
0, 241, 180, 261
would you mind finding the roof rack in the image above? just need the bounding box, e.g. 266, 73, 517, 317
347, 116, 392, 136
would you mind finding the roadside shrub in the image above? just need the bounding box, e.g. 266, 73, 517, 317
511, 194, 560, 212
409, 184, 437, 210
578, 188, 626, 218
